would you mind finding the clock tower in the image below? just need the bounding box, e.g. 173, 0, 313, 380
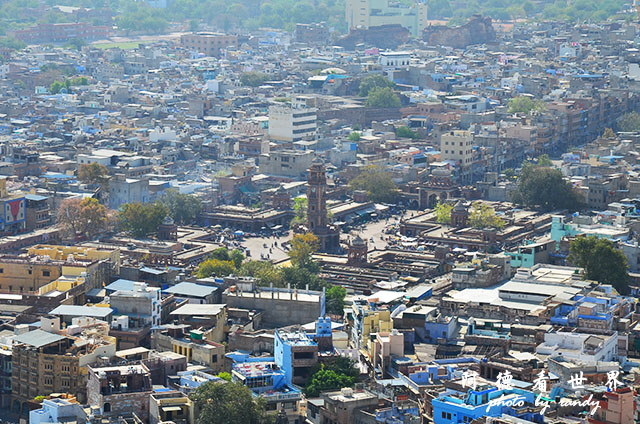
307, 160, 339, 252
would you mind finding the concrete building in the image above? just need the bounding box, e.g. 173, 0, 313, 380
180, 32, 238, 57
372, 330, 404, 373
259, 149, 315, 178
345, 0, 428, 37
274, 330, 318, 386
319, 388, 379, 424
109, 175, 150, 209
536, 329, 619, 363
169, 303, 226, 343
87, 364, 153, 422
109, 282, 162, 328
268, 105, 317, 142
0, 178, 25, 235
440, 130, 473, 183
30, 397, 86, 424
11, 319, 116, 413
149, 389, 194, 424
432, 385, 541, 424
223, 286, 323, 328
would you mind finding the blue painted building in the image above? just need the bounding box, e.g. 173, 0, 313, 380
274, 330, 318, 386
432, 385, 543, 424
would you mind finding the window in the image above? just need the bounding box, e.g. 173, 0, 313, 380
0, 268, 3, 273
212, 355, 217, 363
42, 270, 50, 277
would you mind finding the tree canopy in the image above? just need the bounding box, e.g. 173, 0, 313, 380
618, 112, 640, 132
510, 162, 584, 212
347, 131, 361, 142
468, 202, 504, 230
78, 162, 109, 187
365, 87, 401, 108
197, 247, 245, 278
569, 236, 629, 294
158, 189, 202, 225
395, 126, 418, 139
118, 202, 168, 238
190, 380, 269, 424
304, 357, 358, 397
57, 197, 110, 240
434, 201, 453, 224
240, 72, 270, 87
325, 285, 346, 316
288, 233, 319, 269
359, 74, 394, 97
349, 166, 399, 203
508, 96, 546, 115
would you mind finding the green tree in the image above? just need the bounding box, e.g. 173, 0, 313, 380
503, 168, 515, 180
511, 162, 584, 212
618, 112, 640, 132
325, 285, 346, 316
196, 258, 236, 278
349, 166, 399, 203
395, 126, 418, 139
602, 127, 616, 139
159, 188, 202, 225
78, 162, 109, 187
50, 80, 64, 94
118, 202, 169, 238
359, 74, 394, 96
305, 366, 355, 397
468, 202, 505, 230
282, 265, 326, 291
347, 131, 361, 141
230, 249, 245, 269
290, 197, 307, 228
217, 372, 232, 381
240, 71, 270, 87
288, 233, 319, 270
0, 37, 25, 50
366, 87, 401, 108
536, 154, 553, 167
57, 197, 110, 240
434, 201, 453, 224
508, 96, 546, 114
190, 380, 268, 424
240, 260, 285, 287
569, 236, 629, 294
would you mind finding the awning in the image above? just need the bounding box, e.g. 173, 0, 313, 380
162, 406, 183, 412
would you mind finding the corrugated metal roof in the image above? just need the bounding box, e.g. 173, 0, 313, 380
164, 282, 217, 298
50, 305, 113, 318
13, 329, 67, 348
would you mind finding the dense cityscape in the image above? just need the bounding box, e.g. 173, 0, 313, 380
0, 1, 640, 423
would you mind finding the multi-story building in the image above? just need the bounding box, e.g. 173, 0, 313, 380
345, 0, 428, 37
11, 317, 116, 413
259, 149, 315, 178
440, 130, 474, 183
318, 388, 379, 424
0, 177, 25, 236
150, 390, 194, 424
25, 194, 51, 232
274, 330, 318, 386
11, 22, 110, 43
86, 364, 153, 422
108, 174, 150, 209
180, 32, 238, 57
268, 105, 317, 142
109, 282, 162, 328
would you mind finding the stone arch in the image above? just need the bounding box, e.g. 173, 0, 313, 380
104, 402, 111, 413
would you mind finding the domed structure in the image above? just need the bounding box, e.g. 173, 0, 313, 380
450, 200, 468, 228
347, 235, 368, 266
158, 215, 178, 241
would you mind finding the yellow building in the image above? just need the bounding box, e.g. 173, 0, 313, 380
28, 245, 120, 275
0, 245, 120, 293
361, 310, 393, 354
150, 390, 194, 424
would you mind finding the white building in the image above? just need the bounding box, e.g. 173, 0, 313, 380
379, 52, 412, 70
346, 0, 428, 37
268, 105, 317, 142
440, 130, 473, 167
536, 330, 619, 363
